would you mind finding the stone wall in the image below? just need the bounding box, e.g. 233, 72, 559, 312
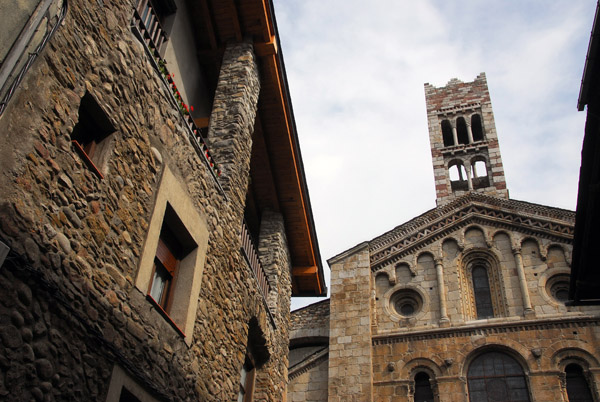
327, 243, 373, 402
0, 0, 291, 399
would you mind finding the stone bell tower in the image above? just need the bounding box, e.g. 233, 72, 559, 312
424, 73, 508, 205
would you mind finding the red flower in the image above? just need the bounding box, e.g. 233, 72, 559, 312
190, 106, 194, 112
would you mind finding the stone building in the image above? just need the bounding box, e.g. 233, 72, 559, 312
0, 0, 326, 400
288, 74, 600, 402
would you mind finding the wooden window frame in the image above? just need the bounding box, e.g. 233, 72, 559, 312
238, 352, 256, 402
71, 92, 115, 179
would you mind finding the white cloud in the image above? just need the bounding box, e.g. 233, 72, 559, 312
273, 0, 597, 310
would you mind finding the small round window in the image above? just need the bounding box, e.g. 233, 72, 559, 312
546, 274, 570, 304
391, 289, 423, 317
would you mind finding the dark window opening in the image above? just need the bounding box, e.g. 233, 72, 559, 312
467, 352, 530, 402
71, 92, 115, 178
472, 266, 494, 319
119, 388, 142, 402
414, 372, 434, 402
441, 120, 454, 147
456, 117, 469, 144
566, 364, 594, 402
471, 114, 484, 141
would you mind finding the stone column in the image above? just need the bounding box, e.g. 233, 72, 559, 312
327, 243, 373, 402
255, 210, 293, 399
452, 125, 459, 146
207, 40, 260, 206
435, 258, 450, 325
512, 247, 534, 317
465, 161, 473, 190
466, 123, 474, 144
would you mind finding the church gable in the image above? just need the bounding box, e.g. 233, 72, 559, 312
369, 193, 574, 273
372, 217, 574, 334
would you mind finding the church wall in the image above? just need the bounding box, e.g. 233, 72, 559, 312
287, 358, 328, 402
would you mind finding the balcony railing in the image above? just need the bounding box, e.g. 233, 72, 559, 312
240, 221, 271, 301
130, 0, 223, 185
133, 0, 167, 58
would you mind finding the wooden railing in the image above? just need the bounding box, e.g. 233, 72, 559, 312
133, 0, 167, 58
240, 221, 271, 301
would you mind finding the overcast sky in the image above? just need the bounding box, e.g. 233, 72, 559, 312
271, 1, 598, 310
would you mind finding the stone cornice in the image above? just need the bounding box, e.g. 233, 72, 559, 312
369, 194, 574, 272
288, 347, 329, 380
372, 316, 600, 346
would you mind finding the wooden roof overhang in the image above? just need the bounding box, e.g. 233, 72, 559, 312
186, 0, 326, 296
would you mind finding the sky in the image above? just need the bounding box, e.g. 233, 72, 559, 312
271, 1, 598, 310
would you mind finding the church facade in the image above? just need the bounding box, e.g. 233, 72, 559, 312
288, 74, 600, 402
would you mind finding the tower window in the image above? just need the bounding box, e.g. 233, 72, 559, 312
456, 117, 469, 144
449, 162, 468, 192
441, 119, 454, 146
71, 92, 116, 179
472, 159, 490, 189
471, 114, 484, 141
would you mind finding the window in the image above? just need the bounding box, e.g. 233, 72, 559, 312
105, 365, 159, 402
472, 266, 494, 319
441, 120, 454, 147
414, 372, 434, 402
546, 274, 570, 304
471, 114, 484, 141
147, 212, 194, 313
135, 167, 209, 345
449, 162, 468, 192
456, 117, 469, 144
237, 353, 256, 402
145, 204, 196, 333
71, 92, 116, 179
566, 364, 594, 402
390, 289, 423, 317
467, 352, 530, 402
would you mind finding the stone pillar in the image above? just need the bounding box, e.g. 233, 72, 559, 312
465, 162, 473, 190
466, 123, 474, 144
327, 243, 373, 402
452, 125, 459, 146
435, 258, 450, 325
207, 40, 260, 206
255, 210, 292, 400
512, 247, 535, 317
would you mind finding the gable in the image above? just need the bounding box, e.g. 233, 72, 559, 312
369, 193, 574, 272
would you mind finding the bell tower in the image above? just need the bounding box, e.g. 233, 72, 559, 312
424, 73, 508, 205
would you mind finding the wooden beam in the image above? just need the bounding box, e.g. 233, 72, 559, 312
200, 0, 218, 49
228, 0, 242, 42
254, 36, 277, 56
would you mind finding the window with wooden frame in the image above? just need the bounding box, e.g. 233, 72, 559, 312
237, 352, 256, 402
148, 224, 182, 312
71, 92, 116, 179
146, 204, 196, 326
